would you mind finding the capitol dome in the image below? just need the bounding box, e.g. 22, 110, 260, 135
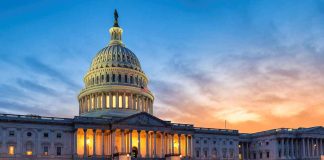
78, 10, 154, 118
89, 44, 142, 72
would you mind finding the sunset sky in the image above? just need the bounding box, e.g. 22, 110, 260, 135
0, 0, 323, 133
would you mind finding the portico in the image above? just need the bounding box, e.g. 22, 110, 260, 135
74, 112, 193, 159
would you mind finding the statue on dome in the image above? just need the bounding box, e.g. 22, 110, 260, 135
114, 9, 119, 27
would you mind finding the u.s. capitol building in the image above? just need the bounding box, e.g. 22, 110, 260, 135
0, 11, 323, 160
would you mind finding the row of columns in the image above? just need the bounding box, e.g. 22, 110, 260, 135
79, 92, 153, 114
86, 73, 146, 89
239, 138, 324, 160
301, 138, 323, 158
74, 128, 193, 158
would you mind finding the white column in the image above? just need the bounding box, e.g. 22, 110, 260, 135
74, 129, 78, 156
111, 130, 115, 155
185, 135, 188, 157
292, 139, 295, 158
94, 94, 98, 110
130, 94, 133, 109
146, 131, 149, 158
137, 130, 141, 158
190, 135, 193, 158
116, 92, 119, 109
311, 138, 314, 157
153, 131, 157, 157
316, 139, 319, 156
171, 134, 174, 155
101, 130, 104, 157
84, 129, 87, 157
302, 138, 306, 158
161, 133, 164, 157
121, 130, 126, 153
129, 130, 133, 153
320, 139, 323, 156
93, 129, 97, 157
122, 93, 126, 109
108, 131, 111, 156
164, 133, 170, 154
178, 134, 181, 155
307, 138, 309, 157
102, 93, 106, 109
281, 138, 284, 158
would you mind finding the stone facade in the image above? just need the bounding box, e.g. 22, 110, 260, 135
0, 10, 323, 160
239, 127, 324, 160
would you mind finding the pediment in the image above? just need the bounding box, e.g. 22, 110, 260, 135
115, 112, 170, 127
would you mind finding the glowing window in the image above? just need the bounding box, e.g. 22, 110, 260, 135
106, 95, 110, 108
91, 97, 94, 109
87, 98, 90, 111
113, 95, 116, 108
8, 146, 14, 155
26, 151, 32, 155
125, 96, 129, 108
43, 146, 48, 156
118, 95, 122, 108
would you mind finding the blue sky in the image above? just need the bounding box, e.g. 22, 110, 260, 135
0, 0, 324, 132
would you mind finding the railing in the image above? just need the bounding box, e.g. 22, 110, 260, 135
172, 123, 194, 127
0, 113, 72, 121
194, 127, 239, 134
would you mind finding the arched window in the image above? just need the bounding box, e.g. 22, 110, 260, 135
101, 75, 104, 83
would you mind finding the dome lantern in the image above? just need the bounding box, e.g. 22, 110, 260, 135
109, 9, 123, 46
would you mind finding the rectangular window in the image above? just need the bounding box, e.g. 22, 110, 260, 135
9, 131, 15, 136
106, 95, 110, 108
91, 97, 94, 109
43, 146, 48, 156
57, 133, 62, 138
56, 147, 61, 156
118, 95, 122, 108
267, 152, 270, 158
8, 146, 15, 155
26, 150, 32, 155
113, 95, 116, 108
44, 133, 48, 138
125, 96, 129, 108
196, 150, 199, 157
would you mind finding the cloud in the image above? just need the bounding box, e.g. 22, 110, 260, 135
214, 107, 262, 123
16, 78, 57, 96
23, 57, 81, 90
